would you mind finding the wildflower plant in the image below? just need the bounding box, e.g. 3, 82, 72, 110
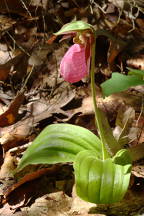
16, 21, 132, 204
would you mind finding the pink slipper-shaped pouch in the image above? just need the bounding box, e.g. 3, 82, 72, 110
60, 44, 88, 83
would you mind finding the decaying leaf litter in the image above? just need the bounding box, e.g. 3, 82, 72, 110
0, 0, 144, 215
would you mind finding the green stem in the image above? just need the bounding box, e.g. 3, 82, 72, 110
90, 33, 108, 160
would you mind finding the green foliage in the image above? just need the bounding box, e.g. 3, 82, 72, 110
101, 72, 144, 97
127, 67, 144, 77
16, 20, 134, 204
16, 123, 102, 171
54, 20, 93, 35
17, 123, 131, 204
74, 149, 131, 204
112, 149, 132, 166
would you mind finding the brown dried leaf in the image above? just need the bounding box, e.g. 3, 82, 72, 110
69, 186, 97, 216
0, 118, 33, 153
0, 152, 15, 179
0, 92, 25, 127
136, 18, 144, 32
0, 0, 31, 16
4, 165, 60, 198
0, 84, 74, 150
127, 55, 144, 70
72, 94, 137, 120
107, 41, 126, 70
0, 52, 28, 81
132, 164, 144, 178
129, 114, 144, 146
113, 106, 135, 147
0, 203, 14, 216
0, 68, 10, 81
0, 15, 16, 33
25, 192, 72, 216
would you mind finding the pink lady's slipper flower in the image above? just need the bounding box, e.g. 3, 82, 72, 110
60, 32, 92, 83
48, 21, 94, 83
60, 44, 89, 83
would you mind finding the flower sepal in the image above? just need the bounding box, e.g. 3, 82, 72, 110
54, 20, 93, 36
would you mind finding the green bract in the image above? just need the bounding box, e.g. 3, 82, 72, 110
74, 149, 131, 204
54, 20, 93, 35
16, 123, 102, 171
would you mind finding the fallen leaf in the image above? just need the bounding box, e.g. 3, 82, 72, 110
132, 165, 144, 178
0, 68, 10, 81
25, 192, 72, 216
4, 165, 60, 198
69, 185, 97, 216
129, 114, 144, 146
0, 203, 14, 216
108, 40, 126, 70
0, 119, 33, 153
136, 18, 144, 32
0, 15, 16, 33
113, 106, 135, 147
0, 151, 15, 179
0, 91, 25, 127
0, 152, 16, 205
0, 0, 31, 16
0, 52, 28, 81
127, 55, 144, 70
71, 92, 142, 120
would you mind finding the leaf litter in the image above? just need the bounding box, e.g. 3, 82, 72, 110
0, 0, 144, 215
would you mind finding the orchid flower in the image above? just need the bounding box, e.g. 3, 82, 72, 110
60, 44, 88, 83
49, 21, 94, 83
60, 31, 93, 83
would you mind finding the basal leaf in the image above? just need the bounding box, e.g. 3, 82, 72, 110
17, 124, 102, 171
54, 20, 92, 35
101, 73, 144, 97
74, 150, 131, 204
112, 149, 132, 166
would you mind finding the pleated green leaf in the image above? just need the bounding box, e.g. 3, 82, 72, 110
17, 124, 102, 171
74, 149, 131, 204
54, 20, 92, 35
112, 149, 132, 166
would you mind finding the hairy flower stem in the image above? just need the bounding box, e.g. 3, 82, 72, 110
90, 33, 109, 160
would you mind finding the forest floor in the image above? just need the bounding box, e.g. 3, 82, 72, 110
0, 0, 144, 216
